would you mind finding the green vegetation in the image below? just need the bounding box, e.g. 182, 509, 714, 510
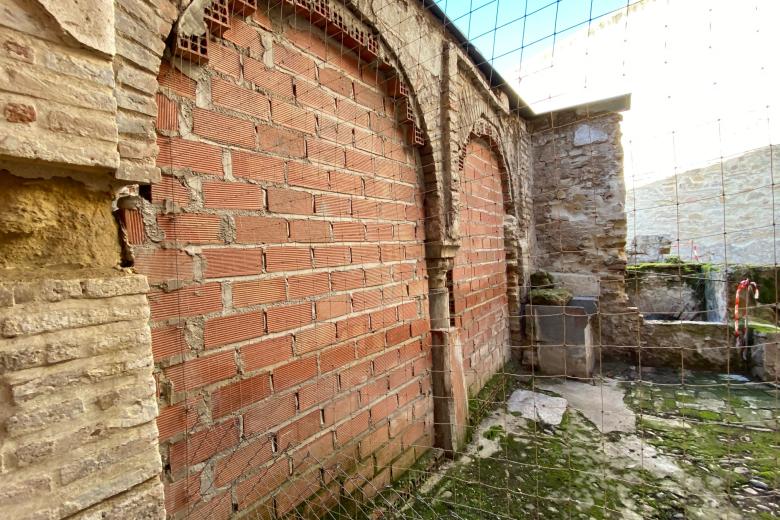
530, 271, 554, 289
399, 411, 680, 519
748, 319, 780, 334
330, 367, 779, 520
528, 288, 573, 306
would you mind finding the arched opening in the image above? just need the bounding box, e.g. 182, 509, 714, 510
452, 136, 513, 394
135, 1, 436, 516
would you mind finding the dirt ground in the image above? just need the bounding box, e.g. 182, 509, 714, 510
345, 363, 779, 520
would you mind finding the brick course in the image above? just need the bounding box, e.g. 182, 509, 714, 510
454, 140, 511, 393
143, 9, 434, 516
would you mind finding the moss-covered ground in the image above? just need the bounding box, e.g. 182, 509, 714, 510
347, 366, 779, 520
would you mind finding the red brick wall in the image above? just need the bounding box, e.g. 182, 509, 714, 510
452, 139, 510, 394
141, 11, 433, 518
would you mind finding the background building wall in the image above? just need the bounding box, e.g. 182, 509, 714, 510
628, 145, 780, 264
516, 0, 780, 266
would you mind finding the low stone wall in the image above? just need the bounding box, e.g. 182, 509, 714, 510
0, 271, 165, 519
626, 264, 706, 321
640, 320, 740, 371
760, 334, 779, 382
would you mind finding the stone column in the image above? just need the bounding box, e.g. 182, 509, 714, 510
426, 249, 469, 455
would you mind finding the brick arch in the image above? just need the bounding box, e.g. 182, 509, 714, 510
456, 118, 515, 215
451, 132, 513, 394
138, 2, 437, 517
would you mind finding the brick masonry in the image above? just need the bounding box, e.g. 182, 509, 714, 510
138, 7, 436, 517
453, 139, 510, 393
0, 0, 631, 518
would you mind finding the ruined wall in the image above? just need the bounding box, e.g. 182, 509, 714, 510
1, 0, 538, 516
626, 265, 706, 321
531, 111, 627, 302
530, 107, 639, 358
453, 139, 510, 394
0, 0, 169, 517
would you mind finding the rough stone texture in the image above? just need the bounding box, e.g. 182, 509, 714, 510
0, 0, 120, 172
0, 271, 165, 520
628, 145, 780, 265
759, 333, 779, 382
626, 265, 706, 321
531, 110, 628, 309
0, 0, 176, 183
0, 172, 121, 270
640, 320, 739, 371
531, 108, 638, 359
506, 389, 567, 426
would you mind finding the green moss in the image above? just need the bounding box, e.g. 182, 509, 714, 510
626, 261, 702, 275
400, 411, 679, 519
354, 371, 780, 520
528, 288, 573, 306
530, 270, 554, 288
626, 379, 780, 505
466, 362, 524, 444
748, 319, 780, 334
483, 425, 505, 441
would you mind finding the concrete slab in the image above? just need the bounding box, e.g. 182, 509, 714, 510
507, 389, 567, 426
536, 378, 636, 433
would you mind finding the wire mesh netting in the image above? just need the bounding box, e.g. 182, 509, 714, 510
142, 0, 780, 518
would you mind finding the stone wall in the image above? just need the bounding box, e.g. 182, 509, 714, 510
640, 320, 738, 371
531, 108, 627, 306
0, 272, 164, 519
628, 145, 780, 265
0, 0, 175, 517
626, 264, 706, 321
530, 104, 636, 356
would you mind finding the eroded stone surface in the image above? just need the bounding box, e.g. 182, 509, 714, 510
0, 173, 120, 270
0, 271, 164, 519
537, 378, 636, 433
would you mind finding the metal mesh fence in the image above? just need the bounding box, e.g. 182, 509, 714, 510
142, 0, 779, 518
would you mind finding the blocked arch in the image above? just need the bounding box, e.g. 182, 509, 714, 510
456, 118, 516, 216
452, 122, 515, 393
144, 2, 439, 518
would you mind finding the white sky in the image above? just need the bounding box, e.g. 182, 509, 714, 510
513, 0, 780, 187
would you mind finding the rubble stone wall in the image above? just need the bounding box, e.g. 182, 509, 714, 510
531, 109, 637, 354
531, 111, 627, 304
